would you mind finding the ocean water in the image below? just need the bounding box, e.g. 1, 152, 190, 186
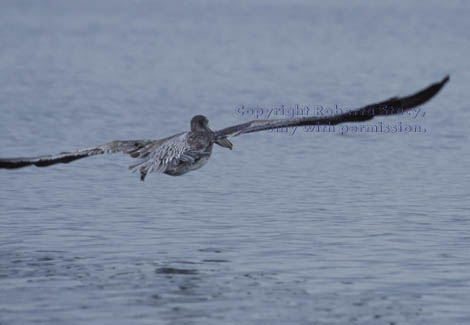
1, 1, 469, 324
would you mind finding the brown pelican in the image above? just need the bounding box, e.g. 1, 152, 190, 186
0, 76, 449, 180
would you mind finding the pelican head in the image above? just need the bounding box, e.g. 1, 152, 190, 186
190, 115, 210, 132
190, 115, 232, 150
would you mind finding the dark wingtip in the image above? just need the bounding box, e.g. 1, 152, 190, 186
431, 75, 450, 97
412, 75, 450, 107
0, 159, 32, 169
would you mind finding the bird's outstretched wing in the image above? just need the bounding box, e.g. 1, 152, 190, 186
0, 139, 162, 170
215, 76, 449, 139
0, 132, 194, 181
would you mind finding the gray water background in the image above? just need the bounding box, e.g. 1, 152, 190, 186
0, 1, 469, 324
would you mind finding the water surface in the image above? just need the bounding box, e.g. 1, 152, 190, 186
1, 1, 469, 324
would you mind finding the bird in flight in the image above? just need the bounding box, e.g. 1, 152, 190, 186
0, 76, 449, 181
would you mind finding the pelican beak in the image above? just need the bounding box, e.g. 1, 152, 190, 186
209, 124, 233, 150
215, 137, 233, 150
